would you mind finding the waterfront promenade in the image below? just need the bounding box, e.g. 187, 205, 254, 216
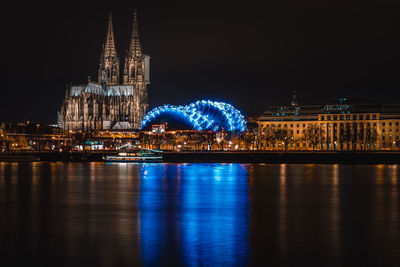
1, 151, 400, 164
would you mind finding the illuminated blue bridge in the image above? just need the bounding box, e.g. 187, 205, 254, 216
140, 100, 247, 132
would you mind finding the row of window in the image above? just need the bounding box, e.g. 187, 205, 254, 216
321, 123, 377, 127
382, 122, 399, 127
264, 122, 400, 128
263, 142, 383, 148
263, 141, 400, 149
383, 128, 400, 133
265, 123, 307, 128
264, 122, 378, 128
320, 114, 378, 121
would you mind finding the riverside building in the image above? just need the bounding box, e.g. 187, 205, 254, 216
58, 12, 150, 131
257, 95, 400, 151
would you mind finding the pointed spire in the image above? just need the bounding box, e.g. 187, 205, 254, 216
98, 14, 120, 85
128, 10, 142, 58
104, 13, 118, 57
123, 10, 149, 85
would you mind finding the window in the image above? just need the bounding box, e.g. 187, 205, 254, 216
297, 130, 299, 134
297, 124, 299, 127
383, 123, 386, 126
389, 122, 392, 126
327, 116, 331, 120
353, 115, 357, 120
284, 124, 287, 127
321, 116, 325, 120
303, 124, 305, 127
346, 115, 350, 120
373, 114, 377, 119
340, 115, 344, 120
333, 115, 337, 120
290, 124, 293, 127
359, 115, 363, 120
366, 115, 370, 120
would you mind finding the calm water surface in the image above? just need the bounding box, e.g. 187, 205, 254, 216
0, 162, 399, 266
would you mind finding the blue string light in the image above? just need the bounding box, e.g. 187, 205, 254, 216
140, 100, 247, 132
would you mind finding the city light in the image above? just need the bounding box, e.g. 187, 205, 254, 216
140, 100, 247, 132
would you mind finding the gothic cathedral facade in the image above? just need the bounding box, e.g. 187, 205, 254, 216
58, 12, 150, 131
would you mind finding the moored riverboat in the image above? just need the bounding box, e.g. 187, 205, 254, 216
104, 146, 163, 163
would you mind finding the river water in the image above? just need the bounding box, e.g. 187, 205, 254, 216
0, 162, 399, 266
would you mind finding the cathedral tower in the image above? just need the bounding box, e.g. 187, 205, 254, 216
123, 11, 150, 85
98, 14, 120, 85
123, 11, 150, 128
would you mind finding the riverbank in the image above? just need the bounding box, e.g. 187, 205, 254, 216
1, 151, 400, 164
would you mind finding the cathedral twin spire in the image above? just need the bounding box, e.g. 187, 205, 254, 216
128, 11, 142, 59
98, 12, 144, 85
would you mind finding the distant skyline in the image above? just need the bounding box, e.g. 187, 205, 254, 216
3, 0, 400, 123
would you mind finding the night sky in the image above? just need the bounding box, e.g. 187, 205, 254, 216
3, 0, 400, 123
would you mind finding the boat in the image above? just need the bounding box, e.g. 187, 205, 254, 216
104, 145, 163, 163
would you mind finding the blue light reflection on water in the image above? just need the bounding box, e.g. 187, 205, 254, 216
138, 163, 249, 266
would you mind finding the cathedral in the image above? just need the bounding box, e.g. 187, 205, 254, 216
57, 12, 150, 131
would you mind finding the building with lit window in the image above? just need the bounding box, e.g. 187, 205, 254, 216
257, 97, 400, 151
58, 12, 150, 131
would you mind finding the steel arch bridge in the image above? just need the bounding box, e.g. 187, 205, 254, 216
140, 100, 247, 132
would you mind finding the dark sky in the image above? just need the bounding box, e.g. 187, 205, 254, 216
3, 0, 400, 123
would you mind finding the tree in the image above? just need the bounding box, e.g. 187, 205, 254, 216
274, 128, 292, 151
357, 123, 366, 150
303, 124, 323, 151
350, 123, 358, 150
243, 124, 259, 150
342, 123, 352, 150
259, 126, 275, 150
365, 123, 377, 150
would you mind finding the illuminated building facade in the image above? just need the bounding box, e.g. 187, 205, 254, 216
58, 12, 150, 131
257, 97, 400, 150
